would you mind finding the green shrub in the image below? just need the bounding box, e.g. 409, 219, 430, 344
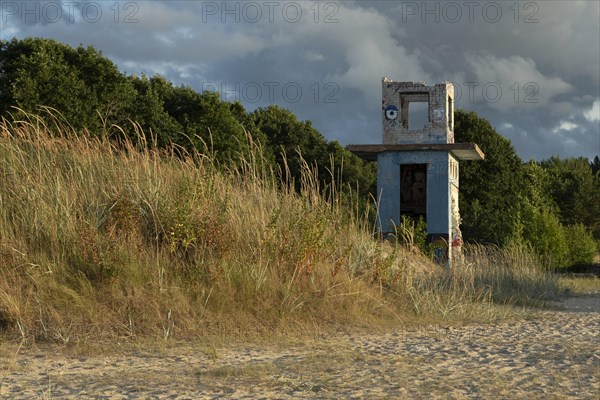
397, 215, 430, 256
520, 201, 569, 269
564, 223, 597, 266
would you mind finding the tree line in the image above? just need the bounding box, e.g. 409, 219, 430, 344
1, 37, 598, 267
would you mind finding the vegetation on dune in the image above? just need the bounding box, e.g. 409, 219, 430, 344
0, 115, 567, 343
0, 37, 597, 343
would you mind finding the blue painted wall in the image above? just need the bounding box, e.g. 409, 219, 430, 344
377, 151, 451, 236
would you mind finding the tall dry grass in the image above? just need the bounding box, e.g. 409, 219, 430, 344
0, 112, 565, 344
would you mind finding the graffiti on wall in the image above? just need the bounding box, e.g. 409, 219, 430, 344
383, 100, 400, 129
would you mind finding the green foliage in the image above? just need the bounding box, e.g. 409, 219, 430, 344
161, 83, 252, 164
563, 224, 597, 266
521, 161, 558, 212
453, 110, 598, 268
591, 156, 600, 175
0, 37, 135, 133
249, 105, 375, 197
538, 157, 600, 240
250, 105, 328, 185
453, 109, 526, 245
125, 75, 182, 147
519, 201, 569, 269
397, 215, 430, 256
325, 140, 377, 198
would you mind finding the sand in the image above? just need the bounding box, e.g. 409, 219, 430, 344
1, 294, 598, 399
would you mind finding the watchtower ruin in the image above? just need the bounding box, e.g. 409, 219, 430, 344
349, 79, 484, 264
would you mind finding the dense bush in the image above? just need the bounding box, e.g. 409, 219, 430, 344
519, 201, 569, 269
564, 224, 598, 267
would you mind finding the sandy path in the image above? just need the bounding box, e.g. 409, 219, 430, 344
1, 294, 598, 399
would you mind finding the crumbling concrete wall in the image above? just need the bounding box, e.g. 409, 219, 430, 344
449, 155, 462, 259
382, 79, 455, 145
377, 151, 451, 236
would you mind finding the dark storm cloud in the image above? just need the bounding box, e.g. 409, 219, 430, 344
1, 0, 598, 159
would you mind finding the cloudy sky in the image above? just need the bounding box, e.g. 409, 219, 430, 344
1, 0, 599, 160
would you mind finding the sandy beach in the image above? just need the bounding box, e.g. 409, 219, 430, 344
1, 294, 598, 399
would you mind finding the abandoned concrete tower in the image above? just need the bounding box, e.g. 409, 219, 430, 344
349, 79, 484, 264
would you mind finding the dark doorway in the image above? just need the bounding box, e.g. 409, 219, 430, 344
400, 164, 427, 219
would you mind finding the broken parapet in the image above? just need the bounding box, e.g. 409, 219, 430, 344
382, 79, 455, 145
